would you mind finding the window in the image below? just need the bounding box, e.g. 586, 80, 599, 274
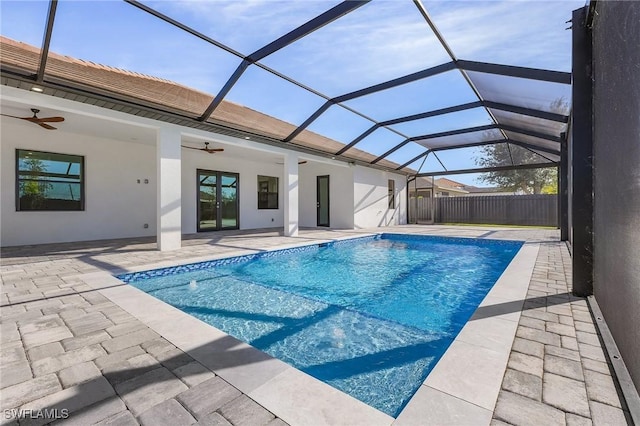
258, 175, 278, 209
441, 191, 450, 197
388, 179, 395, 209
16, 149, 84, 211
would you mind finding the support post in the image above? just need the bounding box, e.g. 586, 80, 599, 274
559, 138, 569, 240
571, 7, 593, 296
156, 127, 182, 251
283, 154, 299, 237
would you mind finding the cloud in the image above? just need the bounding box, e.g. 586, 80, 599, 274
257, 1, 580, 95
424, 0, 583, 71
147, 0, 336, 53
260, 1, 453, 94
137, 1, 580, 97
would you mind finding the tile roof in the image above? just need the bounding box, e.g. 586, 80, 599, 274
414, 176, 508, 194
0, 36, 407, 173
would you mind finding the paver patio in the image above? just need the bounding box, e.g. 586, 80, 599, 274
0, 226, 630, 425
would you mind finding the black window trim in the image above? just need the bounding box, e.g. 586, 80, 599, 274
257, 175, 279, 210
15, 148, 85, 212
388, 179, 395, 209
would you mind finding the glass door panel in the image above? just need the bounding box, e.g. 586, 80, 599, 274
317, 175, 330, 227
198, 171, 217, 231
220, 173, 239, 229
197, 170, 239, 232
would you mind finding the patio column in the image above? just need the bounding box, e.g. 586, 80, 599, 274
283, 153, 299, 237
156, 127, 182, 251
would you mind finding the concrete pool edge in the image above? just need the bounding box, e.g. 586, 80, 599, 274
395, 242, 540, 425
79, 270, 393, 425
77, 235, 540, 426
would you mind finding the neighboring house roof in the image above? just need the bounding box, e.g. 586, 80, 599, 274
434, 178, 467, 190
0, 36, 406, 172
412, 176, 512, 195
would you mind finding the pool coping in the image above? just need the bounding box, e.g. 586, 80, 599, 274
77, 233, 539, 426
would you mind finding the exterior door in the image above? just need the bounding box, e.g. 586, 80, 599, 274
317, 175, 330, 227
197, 170, 239, 232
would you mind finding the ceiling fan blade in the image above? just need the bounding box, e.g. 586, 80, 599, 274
276, 160, 308, 165
37, 122, 57, 130
205, 148, 224, 153
35, 116, 65, 123
0, 113, 28, 120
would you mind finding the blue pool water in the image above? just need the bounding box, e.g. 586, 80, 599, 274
120, 234, 523, 417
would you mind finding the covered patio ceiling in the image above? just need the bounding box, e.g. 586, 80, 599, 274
0, 0, 574, 177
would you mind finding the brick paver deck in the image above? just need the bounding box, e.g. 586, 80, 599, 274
492, 242, 631, 425
0, 226, 630, 425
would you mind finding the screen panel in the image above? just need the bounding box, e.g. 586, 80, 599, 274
0, 1, 49, 74
342, 70, 476, 122
351, 127, 406, 157
405, 154, 446, 174
46, 1, 242, 115
508, 144, 556, 165
490, 108, 567, 137
261, 1, 451, 96
221, 64, 327, 128
143, 1, 338, 54
424, 0, 581, 70
434, 145, 490, 171
305, 104, 376, 145
415, 128, 504, 149
389, 107, 493, 138
467, 71, 571, 114
385, 142, 430, 168
504, 131, 561, 151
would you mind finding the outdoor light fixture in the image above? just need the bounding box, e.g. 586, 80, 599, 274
31, 86, 43, 92
244, 136, 251, 140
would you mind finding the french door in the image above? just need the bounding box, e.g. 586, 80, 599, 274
197, 169, 239, 232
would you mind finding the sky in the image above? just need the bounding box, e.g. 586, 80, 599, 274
0, 0, 582, 186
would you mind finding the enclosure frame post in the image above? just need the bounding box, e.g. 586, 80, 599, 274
571, 6, 594, 297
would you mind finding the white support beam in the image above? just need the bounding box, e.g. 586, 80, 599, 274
156, 127, 182, 251
283, 153, 299, 237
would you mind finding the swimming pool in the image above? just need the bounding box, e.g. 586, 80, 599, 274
119, 234, 523, 417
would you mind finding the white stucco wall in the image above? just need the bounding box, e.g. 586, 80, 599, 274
353, 165, 407, 229
298, 162, 354, 229
0, 120, 157, 246
180, 150, 284, 233
1, 103, 407, 246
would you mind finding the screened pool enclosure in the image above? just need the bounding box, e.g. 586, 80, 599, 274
0, 0, 573, 179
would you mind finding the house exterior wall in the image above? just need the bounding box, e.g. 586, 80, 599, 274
353, 166, 407, 229
180, 150, 285, 233
1, 120, 157, 246
1, 108, 408, 247
298, 162, 354, 229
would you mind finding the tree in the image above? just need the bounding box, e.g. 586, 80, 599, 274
475, 143, 557, 194
541, 179, 558, 194
19, 158, 52, 209
474, 97, 567, 194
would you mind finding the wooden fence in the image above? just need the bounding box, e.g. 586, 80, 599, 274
409, 194, 558, 227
